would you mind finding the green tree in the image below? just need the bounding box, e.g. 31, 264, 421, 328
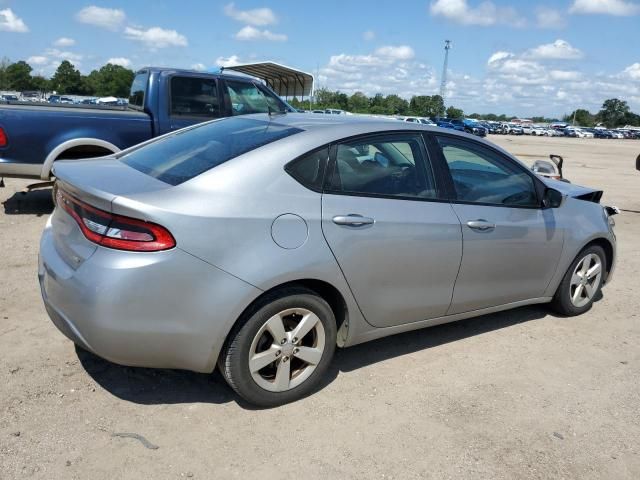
50, 60, 82, 94
85, 63, 134, 97
348, 91, 369, 112
384, 94, 408, 115
427, 95, 445, 118
564, 109, 594, 127
31, 75, 50, 93
446, 105, 464, 119
597, 98, 630, 128
5, 60, 33, 90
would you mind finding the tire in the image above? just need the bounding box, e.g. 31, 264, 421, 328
219, 287, 337, 407
550, 245, 606, 316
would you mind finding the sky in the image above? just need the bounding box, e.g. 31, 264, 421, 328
1, 0, 639, 117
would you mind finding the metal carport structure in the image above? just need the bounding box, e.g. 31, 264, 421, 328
221, 62, 314, 101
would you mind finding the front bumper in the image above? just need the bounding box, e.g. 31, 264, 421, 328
39, 219, 261, 373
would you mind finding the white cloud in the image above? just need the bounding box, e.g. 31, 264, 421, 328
27, 56, 48, 66
124, 26, 188, 48
569, 0, 640, 15
223, 2, 277, 25
0, 8, 29, 33
549, 70, 582, 80
75, 6, 126, 30
215, 55, 242, 67
622, 63, 640, 80
191, 63, 207, 71
234, 25, 287, 41
375, 45, 414, 60
45, 48, 83, 63
525, 39, 583, 60
363, 30, 375, 41
318, 46, 437, 98
53, 37, 76, 47
536, 7, 567, 28
107, 57, 132, 68
429, 0, 526, 27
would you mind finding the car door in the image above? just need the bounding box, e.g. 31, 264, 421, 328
321, 132, 463, 328
431, 134, 564, 314
167, 75, 221, 131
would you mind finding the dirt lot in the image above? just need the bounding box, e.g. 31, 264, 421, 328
1, 135, 639, 479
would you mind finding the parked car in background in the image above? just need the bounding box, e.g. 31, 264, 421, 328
593, 129, 613, 139
436, 119, 465, 132
1, 94, 19, 102
0, 66, 293, 180
507, 124, 524, 135
609, 131, 624, 139
39, 114, 617, 406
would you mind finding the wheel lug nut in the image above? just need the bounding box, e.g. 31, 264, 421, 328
275, 350, 281, 356
283, 356, 289, 362
280, 338, 286, 345
293, 337, 298, 343
293, 348, 299, 354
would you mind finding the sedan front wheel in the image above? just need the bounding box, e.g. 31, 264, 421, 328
551, 245, 605, 316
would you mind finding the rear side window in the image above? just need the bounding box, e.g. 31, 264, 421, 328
285, 147, 329, 192
170, 76, 220, 118
122, 118, 303, 185
129, 71, 148, 109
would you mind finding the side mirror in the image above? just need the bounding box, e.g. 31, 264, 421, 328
542, 188, 563, 209
636, 154, 639, 172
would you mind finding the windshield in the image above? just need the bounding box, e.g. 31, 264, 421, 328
121, 117, 303, 185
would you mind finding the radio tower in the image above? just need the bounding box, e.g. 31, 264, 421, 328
439, 40, 452, 103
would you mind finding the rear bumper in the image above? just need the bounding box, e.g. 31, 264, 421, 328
39, 219, 261, 373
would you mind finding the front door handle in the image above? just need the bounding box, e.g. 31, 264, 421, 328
332, 214, 375, 227
466, 219, 495, 231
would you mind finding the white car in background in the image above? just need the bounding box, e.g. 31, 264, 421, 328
610, 131, 624, 139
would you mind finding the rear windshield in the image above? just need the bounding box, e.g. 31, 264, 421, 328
121, 117, 303, 185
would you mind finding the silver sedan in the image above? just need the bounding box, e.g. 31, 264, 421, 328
39, 114, 617, 406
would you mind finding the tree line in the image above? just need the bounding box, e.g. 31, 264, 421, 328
290, 87, 640, 128
564, 99, 640, 128
0, 58, 134, 98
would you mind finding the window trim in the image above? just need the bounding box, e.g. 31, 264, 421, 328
428, 132, 545, 209
167, 74, 221, 121
323, 131, 447, 202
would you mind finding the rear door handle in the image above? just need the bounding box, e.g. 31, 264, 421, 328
466, 219, 495, 231
332, 214, 375, 227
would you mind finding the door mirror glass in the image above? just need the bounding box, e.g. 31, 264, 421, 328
636, 154, 640, 171
542, 188, 563, 208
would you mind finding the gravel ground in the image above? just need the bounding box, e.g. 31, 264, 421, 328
1, 135, 639, 479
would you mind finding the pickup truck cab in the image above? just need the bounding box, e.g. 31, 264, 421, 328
0, 67, 290, 179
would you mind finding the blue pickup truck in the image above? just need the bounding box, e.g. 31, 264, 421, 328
0, 67, 290, 180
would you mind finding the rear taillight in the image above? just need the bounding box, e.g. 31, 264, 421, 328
55, 186, 175, 252
0, 126, 7, 147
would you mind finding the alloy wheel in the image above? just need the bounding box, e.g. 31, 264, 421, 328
248, 308, 326, 392
569, 253, 602, 308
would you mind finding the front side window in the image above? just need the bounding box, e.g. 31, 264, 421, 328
436, 136, 539, 207
170, 76, 220, 118
329, 134, 437, 199
225, 80, 284, 115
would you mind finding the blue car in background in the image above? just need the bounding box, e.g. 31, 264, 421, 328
437, 118, 487, 137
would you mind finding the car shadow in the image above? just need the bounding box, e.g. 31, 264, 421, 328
77, 304, 554, 409
2, 189, 54, 216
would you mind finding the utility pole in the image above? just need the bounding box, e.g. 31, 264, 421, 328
439, 40, 452, 103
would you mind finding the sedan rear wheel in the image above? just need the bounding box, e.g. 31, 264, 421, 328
220, 288, 336, 407
551, 245, 605, 316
